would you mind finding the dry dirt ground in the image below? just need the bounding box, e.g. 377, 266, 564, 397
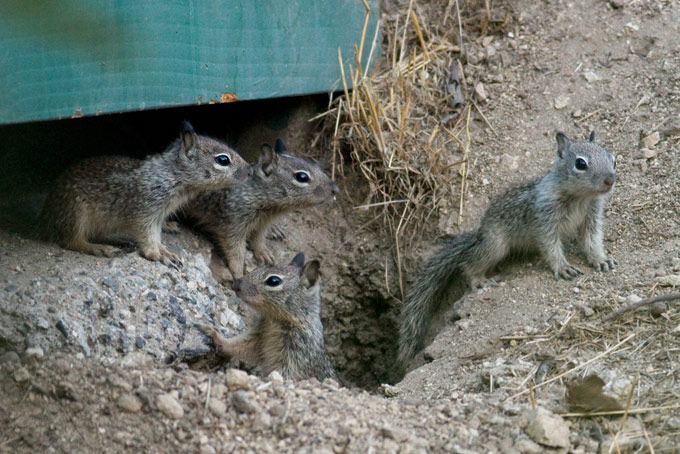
1, 0, 680, 452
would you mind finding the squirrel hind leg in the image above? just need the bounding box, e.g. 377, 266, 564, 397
65, 238, 121, 258
462, 233, 510, 288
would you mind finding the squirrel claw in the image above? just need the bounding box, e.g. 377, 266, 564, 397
555, 265, 582, 280
267, 225, 286, 241
254, 249, 275, 266
593, 257, 616, 273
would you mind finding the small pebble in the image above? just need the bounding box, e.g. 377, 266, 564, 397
13, 367, 31, 383
135, 336, 146, 349
156, 393, 184, 419
650, 302, 667, 317
102, 277, 120, 292
117, 394, 142, 413
231, 391, 259, 414
0, 351, 21, 365
226, 368, 251, 391
25, 347, 45, 359
55, 320, 69, 338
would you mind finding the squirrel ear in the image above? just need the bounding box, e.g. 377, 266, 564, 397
258, 144, 278, 176
180, 121, 198, 160
589, 131, 596, 142
274, 139, 287, 155
555, 132, 570, 158
300, 259, 321, 289
290, 252, 305, 268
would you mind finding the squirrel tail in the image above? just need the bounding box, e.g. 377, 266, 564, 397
397, 231, 477, 365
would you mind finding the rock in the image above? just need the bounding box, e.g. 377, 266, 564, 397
25, 347, 44, 359
474, 82, 488, 102
231, 390, 259, 414
120, 352, 153, 368
252, 412, 272, 431
102, 277, 120, 292
135, 336, 146, 349
13, 366, 31, 383
608, 0, 624, 8
650, 302, 667, 317
208, 398, 227, 417
200, 445, 216, 454
55, 320, 70, 338
381, 425, 409, 442
267, 370, 284, 385
36, 317, 50, 330
638, 148, 657, 159
523, 407, 570, 449
655, 274, 680, 287
168, 295, 187, 325
641, 131, 660, 149
156, 393, 184, 419
515, 438, 544, 454
0, 351, 20, 365
269, 403, 286, 417
117, 394, 142, 413
626, 294, 642, 304
583, 71, 602, 83
225, 368, 251, 391
599, 418, 645, 454
554, 95, 570, 110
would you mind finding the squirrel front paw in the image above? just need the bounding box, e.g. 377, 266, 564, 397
253, 248, 275, 266
554, 264, 582, 280
591, 257, 616, 272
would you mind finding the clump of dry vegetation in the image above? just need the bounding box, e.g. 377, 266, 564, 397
318, 0, 510, 294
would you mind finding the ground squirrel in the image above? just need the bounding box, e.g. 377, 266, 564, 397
184, 139, 339, 279
40, 122, 250, 265
398, 131, 617, 364
198, 252, 338, 382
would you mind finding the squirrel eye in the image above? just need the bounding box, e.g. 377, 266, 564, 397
575, 158, 588, 171
215, 154, 231, 166
294, 171, 310, 183
265, 276, 282, 287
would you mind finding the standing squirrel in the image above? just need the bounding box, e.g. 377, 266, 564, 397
184, 139, 339, 279
198, 253, 338, 382
40, 122, 250, 265
398, 131, 617, 364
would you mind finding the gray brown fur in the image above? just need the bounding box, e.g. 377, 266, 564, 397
40, 122, 250, 265
185, 139, 338, 279
398, 132, 617, 364
198, 253, 338, 382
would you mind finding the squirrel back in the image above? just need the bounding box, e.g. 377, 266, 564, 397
40, 122, 250, 264
186, 139, 339, 278
398, 131, 617, 365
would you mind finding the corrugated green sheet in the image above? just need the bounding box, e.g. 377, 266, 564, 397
0, 0, 380, 125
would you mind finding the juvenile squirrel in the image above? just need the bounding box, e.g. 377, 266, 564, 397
184, 139, 339, 279
40, 122, 250, 265
198, 252, 338, 382
398, 131, 617, 364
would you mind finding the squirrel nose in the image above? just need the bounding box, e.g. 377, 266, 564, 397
331, 181, 340, 194
604, 174, 615, 187
232, 279, 242, 293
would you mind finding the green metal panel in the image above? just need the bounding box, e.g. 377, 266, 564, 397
0, 0, 379, 125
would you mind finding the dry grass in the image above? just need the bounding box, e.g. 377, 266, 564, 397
316, 0, 510, 296
499, 286, 680, 451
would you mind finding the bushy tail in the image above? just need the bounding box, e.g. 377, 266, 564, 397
398, 231, 478, 365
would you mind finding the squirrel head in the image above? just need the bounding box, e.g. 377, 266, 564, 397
553, 131, 616, 196
251, 139, 340, 209
232, 253, 322, 325
174, 121, 251, 190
